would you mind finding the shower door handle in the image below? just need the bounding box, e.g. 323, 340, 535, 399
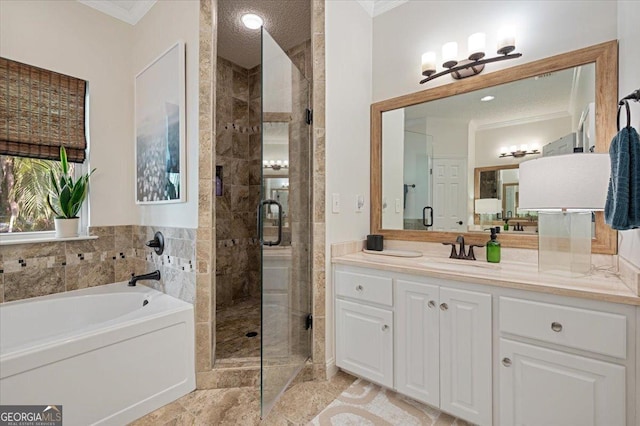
257, 199, 283, 246
423, 206, 433, 228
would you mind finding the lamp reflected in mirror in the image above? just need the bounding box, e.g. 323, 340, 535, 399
475, 198, 501, 228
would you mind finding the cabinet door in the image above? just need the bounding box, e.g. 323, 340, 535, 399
440, 287, 492, 426
395, 280, 439, 407
500, 339, 625, 426
336, 299, 393, 387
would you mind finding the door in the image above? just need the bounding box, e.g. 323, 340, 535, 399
432, 158, 467, 231
500, 339, 625, 426
336, 299, 393, 387
395, 280, 440, 406
260, 28, 312, 417
439, 287, 492, 426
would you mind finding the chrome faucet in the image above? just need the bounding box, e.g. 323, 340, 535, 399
442, 236, 484, 260
128, 270, 161, 287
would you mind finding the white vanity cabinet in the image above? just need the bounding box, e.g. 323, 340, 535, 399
335, 268, 394, 387
498, 296, 630, 426
334, 261, 638, 425
395, 279, 492, 425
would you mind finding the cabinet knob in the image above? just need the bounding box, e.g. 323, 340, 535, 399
502, 357, 512, 367
381, 324, 389, 332
428, 300, 436, 308
551, 322, 563, 332
355, 285, 363, 292
439, 302, 448, 311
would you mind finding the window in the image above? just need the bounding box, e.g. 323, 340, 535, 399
0, 155, 80, 233
0, 57, 88, 236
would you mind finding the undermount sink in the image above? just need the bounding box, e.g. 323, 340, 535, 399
419, 257, 501, 271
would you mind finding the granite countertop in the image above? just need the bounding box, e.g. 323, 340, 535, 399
332, 250, 640, 306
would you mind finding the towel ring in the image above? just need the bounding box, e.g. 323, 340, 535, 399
617, 100, 631, 131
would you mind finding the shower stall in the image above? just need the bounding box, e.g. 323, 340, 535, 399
214, 25, 312, 417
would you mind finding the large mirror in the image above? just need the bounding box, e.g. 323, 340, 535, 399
371, 41, 618, 253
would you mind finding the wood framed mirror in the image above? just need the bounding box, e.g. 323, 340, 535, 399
370, 40, 617, 253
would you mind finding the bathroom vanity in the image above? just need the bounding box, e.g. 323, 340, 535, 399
332, 248, 639, 426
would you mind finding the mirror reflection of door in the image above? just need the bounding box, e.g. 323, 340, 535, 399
502, 183, 519, 218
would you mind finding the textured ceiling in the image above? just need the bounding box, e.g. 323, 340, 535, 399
404, 65, 590, 128
218, 0, 310, 69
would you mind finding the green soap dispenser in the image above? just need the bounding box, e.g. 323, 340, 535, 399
486, 226, 501, 263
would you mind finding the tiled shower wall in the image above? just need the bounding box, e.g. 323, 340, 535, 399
0, 225, 196, 304
215, 57, 261, 307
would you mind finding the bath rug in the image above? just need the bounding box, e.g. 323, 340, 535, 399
308, 378, 470, 425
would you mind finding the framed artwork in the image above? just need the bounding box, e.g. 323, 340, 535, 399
135, 41, 186, 204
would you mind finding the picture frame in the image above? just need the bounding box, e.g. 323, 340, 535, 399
135, 41, 186, 204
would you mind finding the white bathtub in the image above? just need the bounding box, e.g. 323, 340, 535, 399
0, 282, 195, 425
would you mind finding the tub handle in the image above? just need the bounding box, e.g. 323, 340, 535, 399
146, 231, 165, 255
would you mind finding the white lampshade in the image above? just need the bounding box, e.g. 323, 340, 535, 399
519, 153, 610, 210
475, 198, 502, 214
421, 51, 437, 74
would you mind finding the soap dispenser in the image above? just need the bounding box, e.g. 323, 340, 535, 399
486, 226, 501, 263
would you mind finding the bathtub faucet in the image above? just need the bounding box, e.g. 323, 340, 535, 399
128, 270, 161, 287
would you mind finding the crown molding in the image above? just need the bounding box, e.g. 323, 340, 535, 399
356, 0, 409, 17
77, 0, 157, 25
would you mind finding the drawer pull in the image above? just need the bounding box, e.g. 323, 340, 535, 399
440, 302, 449, 311
381, 324, 389, 332
502, 357, 512, 367
428, 300, 436, 308
355, 285, 364, 292
551, 322, 563, 332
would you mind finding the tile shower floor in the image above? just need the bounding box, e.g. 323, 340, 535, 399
216, 298, 261, 360
129, 371, 357, 425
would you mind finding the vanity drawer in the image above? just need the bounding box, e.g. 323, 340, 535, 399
499, 297, 627, 359
335, 269, 393, 306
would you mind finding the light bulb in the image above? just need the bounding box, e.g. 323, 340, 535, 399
283, 160, 289, 167
500, 146, 508, 154
241, 13, 263, 30
442, 42, 458, 68
421, 51, 436, 75
263, 160, 268, 167
520, 144, 528, 152
510, 145, 517, 153
468, 32, 486, 60
497, 27, 516, 55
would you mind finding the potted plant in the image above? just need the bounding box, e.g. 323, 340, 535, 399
47, 146, 95, 238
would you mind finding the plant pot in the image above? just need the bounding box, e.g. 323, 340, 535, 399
54, 218, 80, 238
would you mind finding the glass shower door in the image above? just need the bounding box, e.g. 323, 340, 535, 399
259, 28, 312, 417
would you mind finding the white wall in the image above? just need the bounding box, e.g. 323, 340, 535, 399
474, 116, 572, 167
617, 0, 640, 268
372, 1, 617, 101
133, 0, 200, 229
427, 117, 468, 158
0, 0, 200, 229
325, 0, 373, 368
0, 0, 137, 226
381, 109, 404, 228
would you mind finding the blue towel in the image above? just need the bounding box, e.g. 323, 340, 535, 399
605, 126, 640, 230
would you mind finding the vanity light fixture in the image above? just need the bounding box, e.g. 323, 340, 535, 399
263, 160, 289, 171
241, 13, 263, 29
420, 28, 522, 84
480, 95, 495, 102
499, 144, 540, 158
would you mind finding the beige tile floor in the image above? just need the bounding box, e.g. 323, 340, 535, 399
129, 371, 357, 425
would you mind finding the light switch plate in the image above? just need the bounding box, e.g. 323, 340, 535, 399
355, 194, 364, 212
395, 198, 402, 213
332, 193, 340, 213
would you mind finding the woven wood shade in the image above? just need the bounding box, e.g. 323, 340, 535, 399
0, 57, 87, 163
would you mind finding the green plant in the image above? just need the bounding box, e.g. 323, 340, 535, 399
47, 146, 95, 219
